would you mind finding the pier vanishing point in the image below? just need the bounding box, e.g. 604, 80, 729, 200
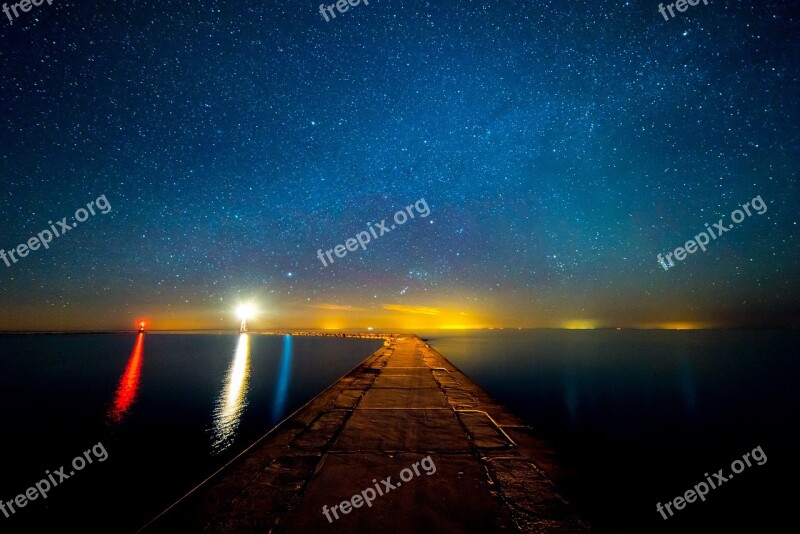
142, 334, 590, 533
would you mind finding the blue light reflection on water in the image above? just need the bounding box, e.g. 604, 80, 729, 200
271, 334, 293, 425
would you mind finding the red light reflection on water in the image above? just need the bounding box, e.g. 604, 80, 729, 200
107, 332, 145, 424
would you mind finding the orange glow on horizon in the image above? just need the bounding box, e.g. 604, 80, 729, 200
562, 319, 598, 330
653, 322, 704, 330
33, 305, 716, 332
382, 304, 442, 316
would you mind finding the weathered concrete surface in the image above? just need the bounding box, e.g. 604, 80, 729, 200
142, 335, 589, 533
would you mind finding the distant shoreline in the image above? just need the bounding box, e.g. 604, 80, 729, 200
0, 327, 795, 334
0, 330, 396, 336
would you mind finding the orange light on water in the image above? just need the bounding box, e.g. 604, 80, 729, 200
108, 332, 145, 424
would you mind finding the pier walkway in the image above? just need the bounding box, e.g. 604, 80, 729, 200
144, 335, 589, 533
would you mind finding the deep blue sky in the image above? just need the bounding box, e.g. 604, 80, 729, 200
0, 0, 798, 330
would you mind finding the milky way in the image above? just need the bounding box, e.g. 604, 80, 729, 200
1, 0, 797, 330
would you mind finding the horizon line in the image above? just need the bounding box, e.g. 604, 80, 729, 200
0, 326, 796, 334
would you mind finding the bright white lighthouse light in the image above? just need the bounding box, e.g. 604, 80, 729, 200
236, 303, 255, 333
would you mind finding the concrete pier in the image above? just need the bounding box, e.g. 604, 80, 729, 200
143, 334, 589, 533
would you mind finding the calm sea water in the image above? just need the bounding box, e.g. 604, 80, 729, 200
2, 331, 796, 532
0, 333, 382, 532
422, 329, 799, 533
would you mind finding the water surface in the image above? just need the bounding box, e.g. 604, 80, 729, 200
423, 329, 798, 532
0, 333, 382, 532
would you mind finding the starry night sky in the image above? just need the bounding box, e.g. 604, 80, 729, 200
1, 0, 798, 331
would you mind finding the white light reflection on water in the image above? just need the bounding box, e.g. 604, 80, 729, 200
211, 333, 251, 453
